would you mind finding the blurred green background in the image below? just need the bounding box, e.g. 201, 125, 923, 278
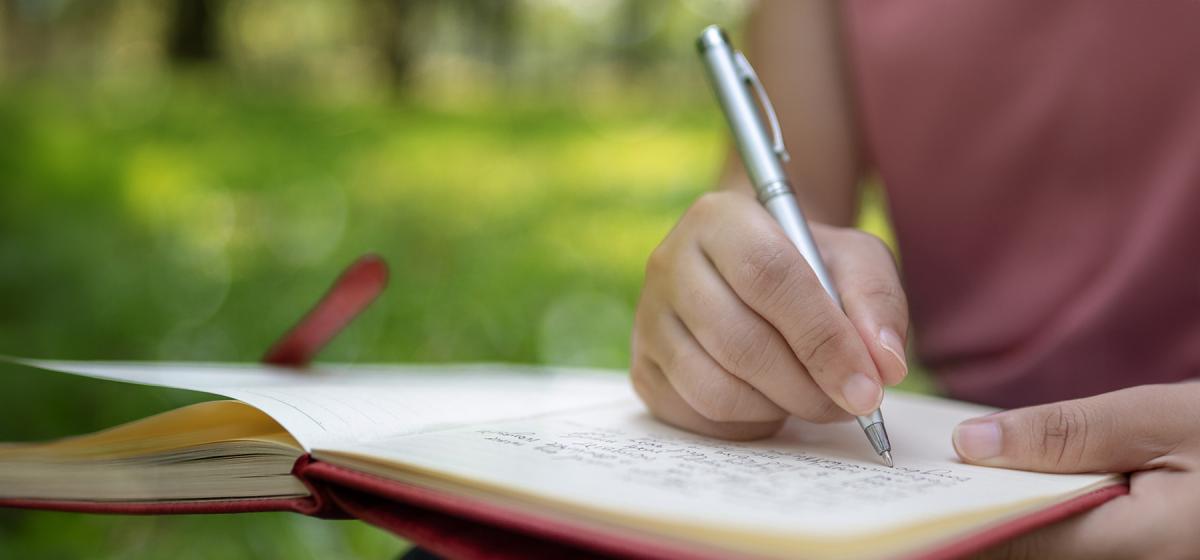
0, 1, 915, 558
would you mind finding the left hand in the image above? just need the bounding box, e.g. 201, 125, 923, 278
951, 383, 1200, 559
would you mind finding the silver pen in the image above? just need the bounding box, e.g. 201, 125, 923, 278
696, 25, 893, 467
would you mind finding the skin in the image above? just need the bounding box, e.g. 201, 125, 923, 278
960, 385, 1200, 559
631, 0, 897, 442
630, 1, 1200, 556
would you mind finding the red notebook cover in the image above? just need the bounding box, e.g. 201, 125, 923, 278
0, 454, 1129, 560
0, 455, 1128, 560
310, 460, 1129, 560
0, 255, 1130, 559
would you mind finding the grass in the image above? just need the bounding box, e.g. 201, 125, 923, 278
0, 78, 928, 557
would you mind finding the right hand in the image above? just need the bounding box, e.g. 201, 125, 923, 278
630, 190, 910, 440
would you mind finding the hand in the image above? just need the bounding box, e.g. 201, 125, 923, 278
953, 383, 1200, 559
629, 190, 910, 440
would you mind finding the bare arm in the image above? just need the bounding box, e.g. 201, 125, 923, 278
718, 0, 865, 227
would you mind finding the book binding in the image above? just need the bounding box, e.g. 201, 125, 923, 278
0, 454, 1129, 560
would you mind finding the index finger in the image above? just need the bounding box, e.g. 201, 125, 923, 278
694, 194, 884, 416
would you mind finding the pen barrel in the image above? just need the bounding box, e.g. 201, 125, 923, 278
696, 27, 839, 306
696, 28, 789, 191
699, 26, 891, 462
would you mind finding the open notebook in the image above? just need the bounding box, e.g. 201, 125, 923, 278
0, 359, 1123, 560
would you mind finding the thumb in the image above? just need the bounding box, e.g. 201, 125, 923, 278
815, 226, 910, 386
952, 384, 1200, 473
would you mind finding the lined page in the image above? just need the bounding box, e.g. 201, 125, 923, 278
18, 360, 630, 450
323, 391, 1117, 537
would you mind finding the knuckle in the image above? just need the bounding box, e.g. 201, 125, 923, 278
690, 192, 727, 220
1038, 403, 1090, 468
680, 370, 749, 423
855, 274, 902, 300
661, 341, 689, 382
629, 360, 645, 382
852, 275, 908, 312
630, 359, 671, 408
629, 336, 645, 365
629, 362, 667, 415
797, 315, 852, 365
629, 363, 651, 400
691, 387, 744, 423
718, 320, 777, 383
740, 236, 801, 307
645, 242, 671, 278
629, 305, 655, 357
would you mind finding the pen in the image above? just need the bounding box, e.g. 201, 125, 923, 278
695, 25, 893, 467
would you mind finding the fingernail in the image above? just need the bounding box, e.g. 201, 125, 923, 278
841, 373, 883, 415
953, 419, 1003, 461
879, 327, 908, 376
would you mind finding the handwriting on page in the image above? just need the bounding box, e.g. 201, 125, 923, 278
477, 421, 972, 512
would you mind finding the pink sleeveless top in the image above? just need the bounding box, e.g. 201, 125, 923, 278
843, 0, 1200, 407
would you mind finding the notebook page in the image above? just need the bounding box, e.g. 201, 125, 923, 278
321, 390, 1117, 537
16, 360, 630, 450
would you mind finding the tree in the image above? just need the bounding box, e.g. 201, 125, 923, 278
166, 0, 221, 65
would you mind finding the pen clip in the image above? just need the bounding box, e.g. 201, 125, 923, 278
734, 51, 790, 163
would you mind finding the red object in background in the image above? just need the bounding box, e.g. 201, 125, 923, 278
262, 254, 389, 367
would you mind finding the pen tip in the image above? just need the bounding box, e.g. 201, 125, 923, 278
882, 451, 894, 468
